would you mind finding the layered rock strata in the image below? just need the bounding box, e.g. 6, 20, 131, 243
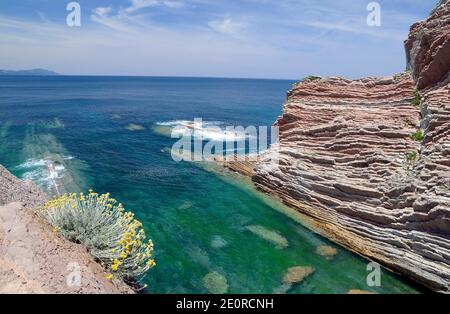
250, 2, 450, 292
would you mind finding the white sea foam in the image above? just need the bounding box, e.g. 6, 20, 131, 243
16, 159, 47, 169
156, 120, 253, 141
16, 157, 72, 195
54, 164, 65, 172
156, 120, 223, 127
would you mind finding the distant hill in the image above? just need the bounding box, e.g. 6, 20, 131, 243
0, 69, 60, 76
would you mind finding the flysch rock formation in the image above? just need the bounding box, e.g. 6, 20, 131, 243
0, 165, 133, 294
406, 0, 450, 90
250, 2, 450, 292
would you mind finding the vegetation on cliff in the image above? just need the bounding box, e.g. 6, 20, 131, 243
38, 191, 155, 286
412, 89, 422, 107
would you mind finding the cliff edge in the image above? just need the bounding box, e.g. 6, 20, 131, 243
0, 165, 133, 294
252, 2, 450, 292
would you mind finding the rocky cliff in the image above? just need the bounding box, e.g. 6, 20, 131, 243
0, 165, 133, 293
252, 2, 450, 292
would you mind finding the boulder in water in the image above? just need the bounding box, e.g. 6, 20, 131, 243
316, 245, 337, 259
246, 225, 288, 249
282, 266, 315, 285
202, 271, 228, 294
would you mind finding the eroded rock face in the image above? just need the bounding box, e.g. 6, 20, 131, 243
405, 0, 450, 89
252, 2, 450, 292
253, 75, 450, 292
0, 165, 133, 294
0, 165, 48, 208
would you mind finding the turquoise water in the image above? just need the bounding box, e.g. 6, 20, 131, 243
0, 76, 419, 293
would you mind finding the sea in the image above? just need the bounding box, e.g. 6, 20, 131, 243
0, 76, 419, 293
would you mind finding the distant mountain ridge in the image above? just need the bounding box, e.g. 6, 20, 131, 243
0, 69, 60, 76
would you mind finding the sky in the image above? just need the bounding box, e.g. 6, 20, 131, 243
0, 0, 437, 79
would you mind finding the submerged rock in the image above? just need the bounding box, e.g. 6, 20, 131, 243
187, 246, 211, 267
125, 123, 146, 131
44, 118, 64, 129
202, 271, 228, 294
282, 266, 315, 285
245, 225, 288, 249
211, 236, 228, 249
273, 283, 292, 294
316, 245, 338, 259
178, 201, 193, 210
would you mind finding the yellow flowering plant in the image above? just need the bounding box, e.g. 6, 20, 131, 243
38, 191, 155, 283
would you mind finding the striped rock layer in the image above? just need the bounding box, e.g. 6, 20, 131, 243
252, 2, 450, 292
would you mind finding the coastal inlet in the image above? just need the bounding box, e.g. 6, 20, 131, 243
0, 76, 420, 293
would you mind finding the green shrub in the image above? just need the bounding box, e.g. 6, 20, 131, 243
411, 130, 425, 141
39, 191, 155, 284
412, 89, 421, 107
406, 151, 418, 163
302, 75, 322, 82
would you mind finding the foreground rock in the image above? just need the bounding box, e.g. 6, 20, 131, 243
0, 165, 133, 294
251, 2, 450, 292
0, 165, 48, 209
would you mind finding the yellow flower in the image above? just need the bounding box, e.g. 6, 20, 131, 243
43, 190, 156, 280
146, 259, 156, 267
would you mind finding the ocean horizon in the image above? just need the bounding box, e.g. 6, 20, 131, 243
0, 73, 300, 81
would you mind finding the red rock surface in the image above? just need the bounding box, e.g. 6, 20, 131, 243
252, 1, 450, 292
405, 0, 450, 89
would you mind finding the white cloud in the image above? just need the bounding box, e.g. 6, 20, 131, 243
91, 7, 120, 30
300, 20, 405, 40
91, 7, 137, 32
93, 7, 113, 17
125, 0, 184, 13
208, 17, 247, 35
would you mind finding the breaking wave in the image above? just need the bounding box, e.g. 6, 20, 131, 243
15, 156, 75, 194
155, 120, 254, 141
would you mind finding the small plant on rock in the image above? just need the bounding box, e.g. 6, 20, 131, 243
406, 151, 418, 164
38, 191, 155, 285
302, 75, 322, 82
411, 130, 425, 141
412, 89, 422, 107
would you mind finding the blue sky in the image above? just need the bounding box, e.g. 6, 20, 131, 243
0, 0, 437, 79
